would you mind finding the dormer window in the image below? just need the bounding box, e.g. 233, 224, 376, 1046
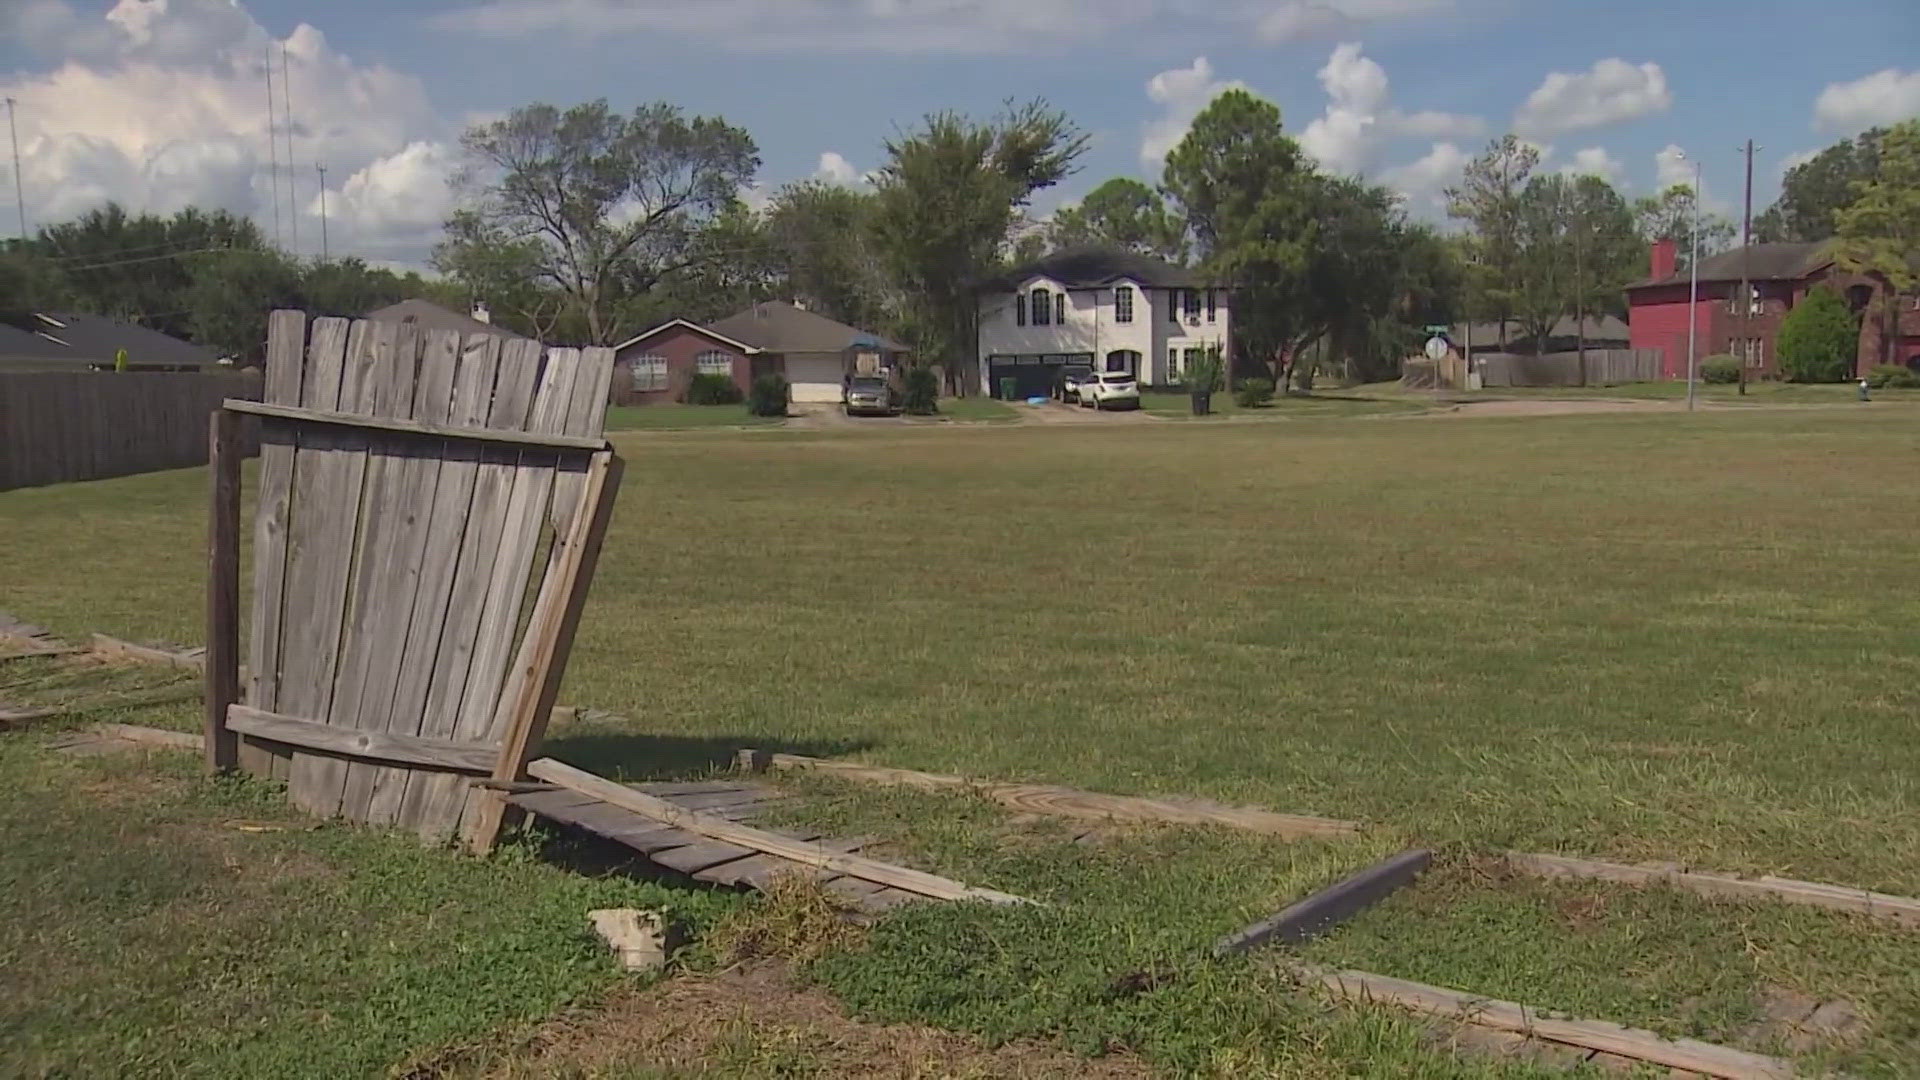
1054, 291, 1067, 324
1115, 286, 1133, 324
1015, 293, 1027, 326
1031, 287, 1051, 326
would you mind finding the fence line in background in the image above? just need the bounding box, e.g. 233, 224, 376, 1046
1478, 349, 1662, 388
0, 371, 261, 491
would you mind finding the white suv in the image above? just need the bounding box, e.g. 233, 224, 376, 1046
1080, 372, 1140, 410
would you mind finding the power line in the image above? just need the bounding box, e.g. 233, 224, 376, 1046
263, 46, 281, 247
316, 163, 330, 261
282, 44, 297, 256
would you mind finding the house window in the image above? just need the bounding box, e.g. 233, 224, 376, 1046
1168, 289, 1180, 322
1115, 286, 1133, 324
1206, 289, 1217, 323
1015, 293, 1027, 326
1184, 289, 1202, 322
630, 355, 667, 392
1167, 347, 1180, 381
1054, 291, 1067, 325
1031, 288, 1051, 326
695, 350, 733, 376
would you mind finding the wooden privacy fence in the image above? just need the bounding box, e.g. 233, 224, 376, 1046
0, 370, 261, 490
1477, 349, 1662, 387
205, 310, 620, 851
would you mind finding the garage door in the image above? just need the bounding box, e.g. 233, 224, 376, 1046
787, 356, 844, 403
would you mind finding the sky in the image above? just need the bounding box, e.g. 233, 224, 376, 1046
2, 0, 1917, 268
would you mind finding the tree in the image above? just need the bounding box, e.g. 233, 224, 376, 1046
869, 99, 1087, 391
33, 204, 270, 339
1634, 184, 1734, 271
763, 181, 892, 330
1756, 128, 1886, 242
1446, 136, 1539, 349
439, 100, 760, 345
1833, 120, 1920, 370
0, 244, 66, 310
1776, 285, 1858, 382
1047, 177, 1187, 261
1162, 90, 1304, 261
183, 248, 303, 361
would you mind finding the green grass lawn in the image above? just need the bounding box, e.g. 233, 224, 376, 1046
5, 403, 1920, 1075
604, 403, 783, 430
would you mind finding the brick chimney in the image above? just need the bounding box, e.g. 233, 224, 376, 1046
1650, 238, 1677, 281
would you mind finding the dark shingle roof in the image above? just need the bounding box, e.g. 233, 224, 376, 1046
1629, 241, 1830, 290
706, 301, 907, 354
979, 247, 1201, 292
365, 299, 529, 341
0, 312, 218, 369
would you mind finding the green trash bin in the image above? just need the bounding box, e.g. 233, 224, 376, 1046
999, 376, 1017, 401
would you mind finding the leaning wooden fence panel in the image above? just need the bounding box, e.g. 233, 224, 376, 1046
206, 310, 619, 850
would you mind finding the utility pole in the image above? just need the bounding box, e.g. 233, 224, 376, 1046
315, 163, 329, 262
1736, 138, 1759, 397
282, 45, 297, 256
5, 97, 25, 240
1572, 186, 1587, 387
1686, 159, 1701, 412
263, 48, 281, 246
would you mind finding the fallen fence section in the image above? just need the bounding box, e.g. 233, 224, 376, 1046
1285, 963, 1796, 1080
739, 749, 1359, 839
1215, 849, 1432, 955
1507, 851, 1920, 928
527, 758, 1030, 910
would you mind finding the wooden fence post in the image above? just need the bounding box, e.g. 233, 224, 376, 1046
205, 407, 242, 773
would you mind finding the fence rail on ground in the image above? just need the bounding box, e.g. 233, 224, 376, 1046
0, 370, 262, 491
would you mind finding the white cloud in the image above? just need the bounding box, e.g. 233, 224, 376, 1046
1560, 146, 1624, 185
1514, 58, 1671, 136
1140, 57, 1249, 167
1651, 143, 1728, 214
1298, 43, 1483, 176
1777, 148, 1820, 177
1380, 141, 1468, 211
812, 151, 878, 188
1813, 69, 1920, 134
2, 1, 454, 262
1255, 0, 1452, 43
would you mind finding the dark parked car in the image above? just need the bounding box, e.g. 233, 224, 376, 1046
843, 375, 898, 416
1053, 365, 1095, 403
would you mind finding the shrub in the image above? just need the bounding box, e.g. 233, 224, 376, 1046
1777, 285, 1858, 383
1700, 355, 1741, 384
1867, 363, 1920, 389
747, 373, 789, 417
901, 367, 939, 415
1183, 346, 1225, 394
1233, 377, 1275, 409
682, 372, 744, 405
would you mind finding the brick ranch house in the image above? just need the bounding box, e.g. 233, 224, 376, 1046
1626, 239, 1920, 380
610, 301, 909, 406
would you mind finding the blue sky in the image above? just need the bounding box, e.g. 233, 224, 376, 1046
3, 0, 1917, 264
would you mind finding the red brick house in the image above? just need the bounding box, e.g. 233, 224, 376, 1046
609, 301, 908, 406
1626, 239, 1920, 380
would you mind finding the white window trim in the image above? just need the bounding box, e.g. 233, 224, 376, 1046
630, 354, 668, 392
695, 350, 734, 376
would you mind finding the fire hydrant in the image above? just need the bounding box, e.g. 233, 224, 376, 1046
1859, 378, 1871, 402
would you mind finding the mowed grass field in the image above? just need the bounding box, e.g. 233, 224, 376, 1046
3, 401, 1918, 1076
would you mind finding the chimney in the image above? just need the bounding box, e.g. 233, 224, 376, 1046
1650, 238, 1677, 281
471, 300, 492, 325
790, 297, 808, 312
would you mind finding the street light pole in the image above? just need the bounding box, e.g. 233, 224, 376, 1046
1685, 158, 1701, 412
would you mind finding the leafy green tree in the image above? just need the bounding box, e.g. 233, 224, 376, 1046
1047, 177, 1187, 261
1162, 90, 1305, 261
1834, 120, 1920, 370
440, 99, 760, 345
1756, 128, 1886, 242
763, 181, 892, 330
183, 248, 303, 361
33, 204, 269, 339
0, 244, 67, 310
870, 99, 1087, 390
1446, 136, 1539, 348
1634, 184, 1734, 271
1776, 285, 1859, 382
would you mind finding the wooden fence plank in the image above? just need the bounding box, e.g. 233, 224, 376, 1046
204, 408, 243, 773
1506, 851, 1920, 927
0, 371, 262, 491
1286, 963, 1795, 1080
528, 758, 1031, 904
745, 751, 1361, 839
223, 400, 608, 451
281, 318, 381, 811
1215, 850, 1432, 954
226, 705, 499, 773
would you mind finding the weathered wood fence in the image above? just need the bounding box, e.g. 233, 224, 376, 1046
1477, 349, 1662, 387
0, 371, 262, 491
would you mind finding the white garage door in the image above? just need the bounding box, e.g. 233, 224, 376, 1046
787, 356, 845, 403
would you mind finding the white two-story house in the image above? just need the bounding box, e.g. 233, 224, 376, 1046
976, 248, 1231, 399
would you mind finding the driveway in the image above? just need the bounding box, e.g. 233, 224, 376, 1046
1015, 400, 1161, 425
